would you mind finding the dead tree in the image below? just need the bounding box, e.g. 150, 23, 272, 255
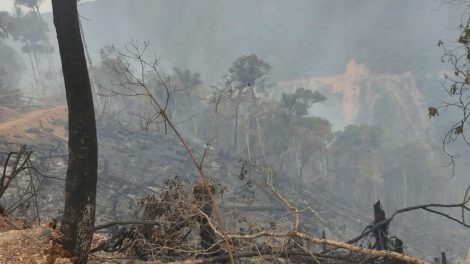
0, 146, 33, 214
193, 182, 217, 254
52, 0, 98, 263
100, 42, 235, 263
373, 201, 388, 250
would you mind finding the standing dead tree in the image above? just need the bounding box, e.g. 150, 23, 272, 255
348, 184, 470, 246
430, 11, 470, 173
0, 146, 32, 202
52, 0, 98, 262
98, 41, 236, 263
0, 145, 54, 224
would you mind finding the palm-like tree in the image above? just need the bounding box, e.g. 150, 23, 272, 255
228, 54, 271, 154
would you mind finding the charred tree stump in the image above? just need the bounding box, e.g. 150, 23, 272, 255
193, 182, 217, 255
441, 252, 447, 264
373, 201, 388, 250
373, 201, 406, 264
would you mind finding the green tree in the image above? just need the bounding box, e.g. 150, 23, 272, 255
0, 12, 24, 102
329, 125, 384, 203
228, 54, 271, 154
8, 6, 54, 93
281, 87, 326, 117
261, 97, 332, 187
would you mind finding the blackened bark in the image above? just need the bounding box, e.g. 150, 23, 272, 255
373, 201, 388, 250
194, 182, 217, 255
52, 1, 98, 263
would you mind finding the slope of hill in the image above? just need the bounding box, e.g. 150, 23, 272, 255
0, 103, 468, 261
0, 105, 67, 144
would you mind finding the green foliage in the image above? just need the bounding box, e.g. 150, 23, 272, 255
329, 125, 384, 186
6, 11, 53, 55
0, 43, 23, 87
262, 103, 333, 171
335, 125, 383, 151
281, 88, 326, 116
292, 116, 333, 154
229, 54, 271, 89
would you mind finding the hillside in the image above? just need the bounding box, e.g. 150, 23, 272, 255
0, 104, 468, 262
0, 105, 67, 144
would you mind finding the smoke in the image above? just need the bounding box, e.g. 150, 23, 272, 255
2, 1, 469, 259
61, 0, 462, 84
0, 42, 24, 87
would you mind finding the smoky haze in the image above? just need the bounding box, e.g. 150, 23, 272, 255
1, 0, 470, 262
69, 0, 461, 82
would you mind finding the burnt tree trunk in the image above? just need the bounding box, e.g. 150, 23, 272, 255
194, 182, 217, 255
373, 201, 388, 250
52, 1, 98, 263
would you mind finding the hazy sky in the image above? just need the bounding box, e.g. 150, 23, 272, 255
0, 0, 17, 12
